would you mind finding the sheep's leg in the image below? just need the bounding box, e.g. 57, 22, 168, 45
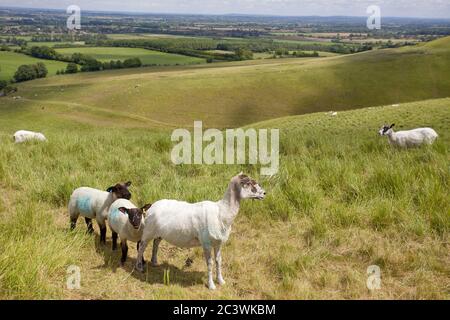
137, 241, 145, 263
99, 224, 107, 244
120, 240, 128, 265
203, 247, 216, 290
112, 232, 118, 251
70, 217, 78, 231
136, 240, 149, 273
214, 246, 225, 286
85, 218, 94, 234
151, 238, 162, 267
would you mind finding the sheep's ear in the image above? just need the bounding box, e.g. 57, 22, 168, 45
390, 124, 395, 128
106, 186, 116, 193
125, 181, 132, 187
118, 207, 128, 214
141, 203, 152, 212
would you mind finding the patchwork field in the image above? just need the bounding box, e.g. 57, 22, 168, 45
55, 47, 206, 65
0, 51, 69, 81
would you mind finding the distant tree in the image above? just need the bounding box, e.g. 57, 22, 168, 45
123, 57, 142, 68
235, 48, 253, 60
30, 46, 59, 60
0, 80, 7, 90
65, 62, 78, 74
14, 64, 38, 82
80, 58, 102, 72
34, 62, 48, 78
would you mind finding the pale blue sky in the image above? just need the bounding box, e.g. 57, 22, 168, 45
1, 0, 449, 18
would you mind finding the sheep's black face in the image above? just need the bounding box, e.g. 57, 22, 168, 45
127, 209, 144, 229
379, 124, 395, 136
119, 204, 151, 229
107, 181, 132, 200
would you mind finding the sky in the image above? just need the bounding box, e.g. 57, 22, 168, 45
1, 0, 450, 18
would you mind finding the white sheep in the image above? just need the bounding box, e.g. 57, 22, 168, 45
108, 199, 152, 265
13, 130, 47, 143
68, 182, 132, 244
379, 124, 438, 148
135, 173, 266, 290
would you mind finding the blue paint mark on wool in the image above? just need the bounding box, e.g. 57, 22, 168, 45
200, 229, 211, 249
110, 208, 122, 226
77, 196, 94, 218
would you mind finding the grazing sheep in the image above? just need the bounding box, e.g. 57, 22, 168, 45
135, 173, 266, 290
13, 130, 47, 143
108, 199, 152, 265
379, 124, 438, 148
68, 182, 132, 244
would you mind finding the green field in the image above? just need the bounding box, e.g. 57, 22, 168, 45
0, 37, 448, 300
55, 47, 206, 65
0, 51, 69, 81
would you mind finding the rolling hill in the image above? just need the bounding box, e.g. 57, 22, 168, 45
0, 96, 448, 299
3, 36, 449, 129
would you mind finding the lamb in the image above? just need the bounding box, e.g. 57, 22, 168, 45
108, 199, 152, 265
13, 130, 47, 143
379, 124, 438, 148
68, 181, 132, 244
135, 173, 266, 290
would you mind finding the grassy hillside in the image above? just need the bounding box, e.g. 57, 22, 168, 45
0, 95, 448, 299
55, 47, 205, 65
0, 51, 69, 81
8, 36, 450, 128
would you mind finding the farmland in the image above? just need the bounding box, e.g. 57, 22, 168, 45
0, 51, 69, 81
55, 47, 206, 65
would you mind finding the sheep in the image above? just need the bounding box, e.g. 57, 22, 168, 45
379, 124, 438, 148
135, 173, 266, 290
13, 130, 47, 143
108, 199, 152, 265
68, 181, 132, 244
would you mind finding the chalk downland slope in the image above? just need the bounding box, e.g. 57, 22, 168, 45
7, 36, 450, 128
0, 96, 448, 299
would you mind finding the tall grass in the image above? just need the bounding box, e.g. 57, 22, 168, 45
0, 98, 448, 299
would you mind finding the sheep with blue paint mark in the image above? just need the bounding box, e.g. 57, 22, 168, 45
108, 199, 152, 265
68, 182, 132, 244
135, 173, 266, 290
379, 124, 438, 148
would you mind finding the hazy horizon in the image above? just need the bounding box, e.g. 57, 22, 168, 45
0, 1, 449, 19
